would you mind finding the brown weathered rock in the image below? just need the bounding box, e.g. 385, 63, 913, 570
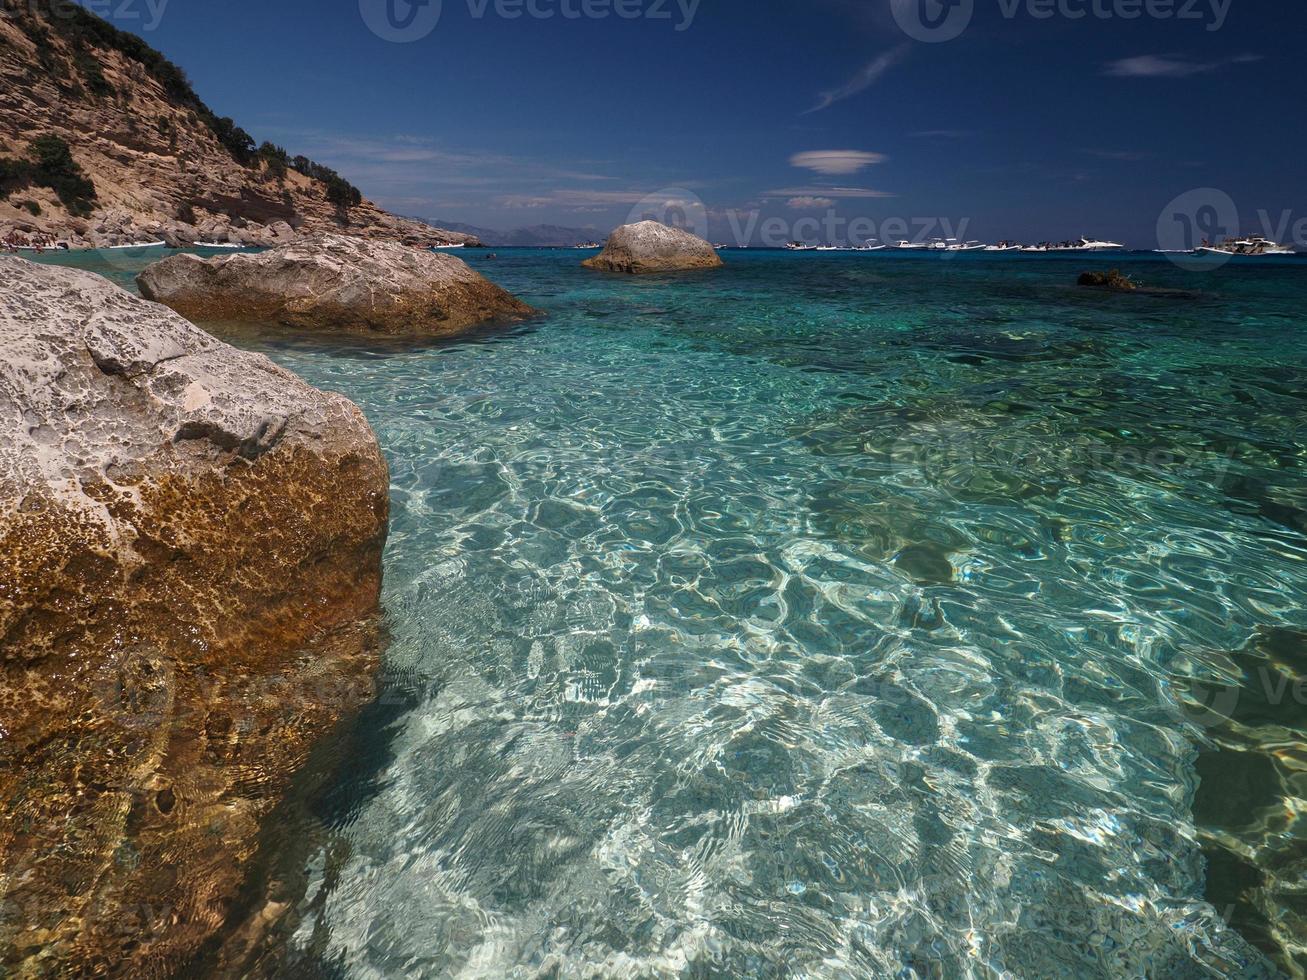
137, 235, 535, 337
582, 221, 724, 274
0, 257, 388, 975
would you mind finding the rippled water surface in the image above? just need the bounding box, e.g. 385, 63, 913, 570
44, 248, 1307, 977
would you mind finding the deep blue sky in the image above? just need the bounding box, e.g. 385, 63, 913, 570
88, 0, 1306, 245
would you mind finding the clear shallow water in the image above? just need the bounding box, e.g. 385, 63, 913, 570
38, 249, 1307, 977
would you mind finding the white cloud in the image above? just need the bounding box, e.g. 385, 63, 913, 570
1103, 53, 1262, 78
787, 196, 836, 210
790, 150, 886, 176
805, 45, 910, 114
496, 189, 702, 210
765, 186, 895, 200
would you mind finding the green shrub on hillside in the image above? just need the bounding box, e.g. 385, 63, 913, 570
0, 136, 99, 216
73, 47, 113, 97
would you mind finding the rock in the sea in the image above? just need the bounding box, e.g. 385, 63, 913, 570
1077, 268, 1198, 299
582, 220, 724, 274
1078, 269, 1136, 291
0, 257, 388, 975
137, 234, 534, 336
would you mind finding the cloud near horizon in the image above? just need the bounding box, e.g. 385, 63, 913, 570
765, 186, 895, 200
1103, 53, 1262, 78
787, 196, 836, 209
790, 150, 887, 175
805, 45, 910, 113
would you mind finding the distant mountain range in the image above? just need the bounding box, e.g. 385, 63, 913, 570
428, 221, 606, 247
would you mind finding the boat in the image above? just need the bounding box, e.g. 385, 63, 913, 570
192, 241, 241, 248
434, 243, 466, 249
785, 242, 819, 251
894, 240, 932, 250
1193, 236, 1295, 257
945, 241, 986, 252
853, 243, 887, 251
574, 241, 602, 249
104, 240, 167, 249
1074, 237, 1125, 251
984, 241, 1021, 252
1042, 237, 1125, 252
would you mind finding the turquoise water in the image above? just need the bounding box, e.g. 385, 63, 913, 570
36, 248, 1307, 976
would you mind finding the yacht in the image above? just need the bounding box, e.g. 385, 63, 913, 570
1043, 237, 1125, 252
1194, 236, 1295, 257
1075, 237, 1125, 251
895, 240, 932, 250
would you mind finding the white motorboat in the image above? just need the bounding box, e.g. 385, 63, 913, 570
895, 240, 932, 250
946, 241, 986, 252
1075, 237, 1125, 251
1193, 237, 1295, 257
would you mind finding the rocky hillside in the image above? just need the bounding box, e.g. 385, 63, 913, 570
0, 1, 476, 249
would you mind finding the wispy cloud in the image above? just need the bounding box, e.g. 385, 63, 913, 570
804, 45, 910, 114
1083, 148, 1153, 162
787, 196, 836, 209
1103, 53, 1262, 78
790, 150, 887, 176
764, 186, 895, 200
911, 129, 972, 140
496, 189, 702, 210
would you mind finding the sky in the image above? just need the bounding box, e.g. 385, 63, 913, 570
85, 0, 1307, 246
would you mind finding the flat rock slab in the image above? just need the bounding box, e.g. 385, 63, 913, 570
583, 220, 723, 274
0, 256, 389, 975
137, 234, 534, 336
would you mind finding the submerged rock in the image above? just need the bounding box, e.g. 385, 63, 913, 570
0, 257, 388, 974
1078, 269, 1198, 299
136, 234, 534, 336
582, 220, 724, 274
1078, 269, 1137, 291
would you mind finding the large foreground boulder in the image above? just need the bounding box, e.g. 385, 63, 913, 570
136, 234, 534, 336
582, 220, 724, 274
0, 257, 388, 975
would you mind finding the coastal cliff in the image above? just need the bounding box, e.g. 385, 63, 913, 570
0, 1, 475, 249
0, 258, 389, 975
